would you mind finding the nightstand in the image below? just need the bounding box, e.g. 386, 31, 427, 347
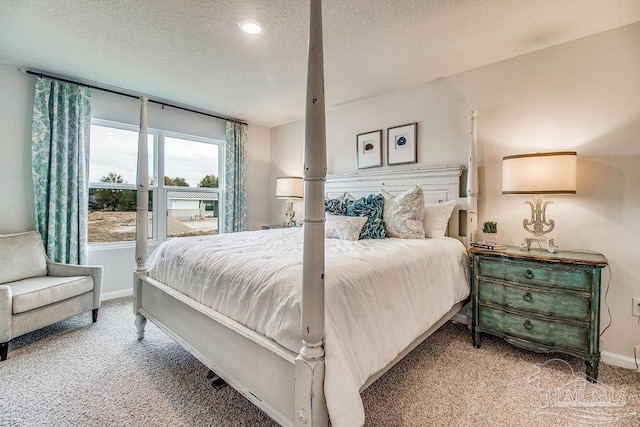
470, 246, 607, 380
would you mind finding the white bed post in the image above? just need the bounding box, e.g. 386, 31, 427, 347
134, 96, 149, 339
295, 0, 329, 425
466, 110, 479, 246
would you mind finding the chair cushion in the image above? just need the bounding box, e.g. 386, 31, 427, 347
9, 275, 94, 315
0, 231, 47, 284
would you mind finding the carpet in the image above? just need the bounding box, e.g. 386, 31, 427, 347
1, 297, 638, 426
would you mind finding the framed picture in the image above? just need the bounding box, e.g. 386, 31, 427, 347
387, 122, 417, 165
356, 129, 382, 169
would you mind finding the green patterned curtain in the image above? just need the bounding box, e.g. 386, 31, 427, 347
224, 121, 247, 232
31, 78, 92, 264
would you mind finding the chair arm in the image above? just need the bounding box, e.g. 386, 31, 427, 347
46, 259, 103, 309
0, 285, 11, 342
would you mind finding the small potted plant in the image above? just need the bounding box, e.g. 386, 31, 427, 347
482, 221, 499, 243
482, 221, 497, 234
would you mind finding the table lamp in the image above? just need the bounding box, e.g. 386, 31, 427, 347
502, 151, 577, 253
276, 176, 304, 227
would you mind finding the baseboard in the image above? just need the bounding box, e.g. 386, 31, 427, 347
101, 289, 133, 301
601, 351, 640, 371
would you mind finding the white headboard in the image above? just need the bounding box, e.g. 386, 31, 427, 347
325, 165, 472, 246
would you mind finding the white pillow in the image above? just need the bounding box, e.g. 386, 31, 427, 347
325, 214, 368, 240
381, 185, 425, 239
325, 192, 348, 202
423, 200, 456, 238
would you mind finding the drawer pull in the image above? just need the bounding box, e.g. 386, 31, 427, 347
524, 320, 534, 331
524, 269, 534, 279
523, 292, 533, 302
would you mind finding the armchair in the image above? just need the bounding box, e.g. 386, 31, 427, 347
0, 231, 103, 361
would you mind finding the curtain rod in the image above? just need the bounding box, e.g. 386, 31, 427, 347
23, 69, 248, 126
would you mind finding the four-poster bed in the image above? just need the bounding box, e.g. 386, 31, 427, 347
133, 2, 479, 426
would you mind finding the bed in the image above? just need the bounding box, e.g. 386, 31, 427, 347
133, 2, 479, 426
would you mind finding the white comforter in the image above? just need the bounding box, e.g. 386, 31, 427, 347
147, 227, 469, 426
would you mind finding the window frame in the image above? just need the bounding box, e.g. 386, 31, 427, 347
88, 119, 224, 248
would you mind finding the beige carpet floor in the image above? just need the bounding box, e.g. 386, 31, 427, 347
1, 297, 638, 426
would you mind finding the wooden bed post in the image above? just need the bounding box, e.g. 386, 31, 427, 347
295, 0, 329, 425
466, 110, 479, 246
134, 96, 149, 340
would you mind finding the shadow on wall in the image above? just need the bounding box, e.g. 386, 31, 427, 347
578, 156, 636, 224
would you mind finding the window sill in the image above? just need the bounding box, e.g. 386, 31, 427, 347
88, 240, 161, 252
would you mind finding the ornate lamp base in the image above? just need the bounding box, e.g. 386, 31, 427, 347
519, 194, 559, 253
283, 199, 296, 228
520, 236, 558, 253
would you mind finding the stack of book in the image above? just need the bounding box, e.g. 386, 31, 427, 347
470, 242, 507, 250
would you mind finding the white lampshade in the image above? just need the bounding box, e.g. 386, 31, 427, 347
276, 176, 304, 199
502, 152, 577, 194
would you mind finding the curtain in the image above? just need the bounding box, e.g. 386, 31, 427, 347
31, 78, 92, 264
224, 121, 247, 232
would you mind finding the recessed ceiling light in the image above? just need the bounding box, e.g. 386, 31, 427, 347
239, 18, 263, 35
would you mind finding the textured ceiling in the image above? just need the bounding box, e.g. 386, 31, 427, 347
1, 0, 639, 128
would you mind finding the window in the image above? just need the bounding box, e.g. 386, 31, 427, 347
88, 121, 222, 244
162, 136, 221, 239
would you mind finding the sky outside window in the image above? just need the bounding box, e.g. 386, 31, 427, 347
164, 136, 219, 187
89, 125, 153, 184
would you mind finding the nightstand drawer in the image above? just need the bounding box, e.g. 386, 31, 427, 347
477, 258, 591, 291
478, 280, 591, 322
478, 306, 589, 352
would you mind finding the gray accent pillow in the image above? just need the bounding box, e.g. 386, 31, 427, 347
325, 214, 368, 240
0, 231, 48, 284
381, 185, 425, 239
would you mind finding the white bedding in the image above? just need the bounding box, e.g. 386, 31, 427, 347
147, 227, 470, 427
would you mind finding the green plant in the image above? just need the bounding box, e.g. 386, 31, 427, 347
482, 221, 498, 234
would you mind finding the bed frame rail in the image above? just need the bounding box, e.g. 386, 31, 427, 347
136, 275, 297, 426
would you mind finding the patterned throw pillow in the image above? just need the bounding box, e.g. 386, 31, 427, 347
381, 185, 425, 239
324, 197, 347, 215
325, 214, 368, 240
346, 194, 386, 239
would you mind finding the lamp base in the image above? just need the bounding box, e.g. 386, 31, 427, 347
520, 236, 558, 253
283, 199, 296, 228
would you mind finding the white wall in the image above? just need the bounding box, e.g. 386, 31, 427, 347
246, 123, 273, 230
270, 23, 640, 366
0, 66, 35, 233
0, 66, 272, 299
270, 120, 306, 225
447, 22, 640, 364
268, 78, 471, 224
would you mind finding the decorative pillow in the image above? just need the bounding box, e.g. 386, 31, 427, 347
381, 185, 425, 239
346, 194, 386, 239
324, 193, 348, 215
325, 214, 368, 240
0, 231, 48, 284
423, 200, 456, 238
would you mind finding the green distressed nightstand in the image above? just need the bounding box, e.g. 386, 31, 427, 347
470, 246, 607, 380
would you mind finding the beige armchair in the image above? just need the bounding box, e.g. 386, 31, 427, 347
0, 231, 102, 361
